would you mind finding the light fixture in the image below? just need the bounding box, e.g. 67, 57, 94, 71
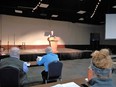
32, 0, 49, 12
90, 0, 101, 18
100, 21, 104, 24
112, 5, 116, 8
51, 14, 58, 17
40, 13, 47, 16
39, 3, 49, 8
78, 18, 84, 21
15, 10, 23, 13
77, 10, 86, 14
32, 0, 48, 12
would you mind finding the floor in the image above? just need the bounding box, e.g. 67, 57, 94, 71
26, 58, 116, 86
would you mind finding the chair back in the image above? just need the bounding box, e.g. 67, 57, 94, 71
0, 66, 20, 87
47, 61, 63, 81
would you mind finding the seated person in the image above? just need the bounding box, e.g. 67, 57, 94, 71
87, 48, 115, 87
36, 46, 59, 83
0, 47, 29, 85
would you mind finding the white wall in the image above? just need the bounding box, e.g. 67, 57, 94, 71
1, 15, 116, 45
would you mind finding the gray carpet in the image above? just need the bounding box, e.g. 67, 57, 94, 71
26, 59, 116, 86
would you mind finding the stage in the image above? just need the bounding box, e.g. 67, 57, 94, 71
0, 48, 92, 62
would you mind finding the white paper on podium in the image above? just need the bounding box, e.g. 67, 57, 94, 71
51, 82, 80, 87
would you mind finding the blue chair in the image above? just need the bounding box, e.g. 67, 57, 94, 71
45, 61, 63, 84
0, 66, 20, 87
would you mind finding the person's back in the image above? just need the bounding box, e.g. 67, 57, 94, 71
0, 57, 23, 69
37, 46, 59, 71
0, 47, 29, 85
89, 78, 115, 87
36, 46, 59, 83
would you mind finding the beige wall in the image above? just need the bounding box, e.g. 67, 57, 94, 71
1, 15, 116, 46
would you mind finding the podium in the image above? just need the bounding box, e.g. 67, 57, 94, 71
48, 36, 59, 53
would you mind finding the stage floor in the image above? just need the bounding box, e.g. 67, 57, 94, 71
0, 48, 92, 61
19, 48, 81, 54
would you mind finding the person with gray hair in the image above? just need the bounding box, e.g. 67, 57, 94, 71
9, 46, 20, 59
0, 47, 29, 85
36, 46, 59, 83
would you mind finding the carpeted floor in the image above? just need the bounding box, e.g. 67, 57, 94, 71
26, 58, 116, 86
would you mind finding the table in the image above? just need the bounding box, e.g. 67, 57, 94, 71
29, 61, 37, 66
30, 77, 87, 87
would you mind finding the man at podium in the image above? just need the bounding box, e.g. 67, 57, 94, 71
48, 31, 59, 53
48, 30, 55, 37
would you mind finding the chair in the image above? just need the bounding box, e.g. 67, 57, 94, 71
45, 61, 63, 84
0, 66, 20, 87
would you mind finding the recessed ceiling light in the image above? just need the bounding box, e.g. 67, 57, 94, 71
100, 21, 104, 24
112, 5, 116, 8
40, 13, 47, 16
51, 14, 58, 17
40, 3, 49, 8
15, 10, 23, 13
77, 10, 86, 14
78, 18, 84, 21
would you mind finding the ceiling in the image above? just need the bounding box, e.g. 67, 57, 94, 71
0, 0, 116, 25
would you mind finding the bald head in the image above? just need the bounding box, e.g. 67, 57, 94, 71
9, 47, 20, 59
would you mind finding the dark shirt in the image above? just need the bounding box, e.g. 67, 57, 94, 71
0, 57, 29, 85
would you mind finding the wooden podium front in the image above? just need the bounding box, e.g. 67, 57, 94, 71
48, 37, 59, 53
